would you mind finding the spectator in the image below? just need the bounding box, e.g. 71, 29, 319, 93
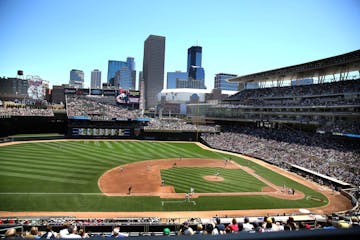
194, 224, 205, 235
5, 228, 17, 238
25, 226, 41, 239
214, 217, 226, 234
62, 225, 81, 239
59, 222, 70, 238
40, 225, 57, 239
225, 218, 239, 233
243, 217, 254, 232
108, 227, 128, 238
178, 222, 194, 235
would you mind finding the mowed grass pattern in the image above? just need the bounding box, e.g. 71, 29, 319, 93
0, 140, 328, 211
0, 141, 229, 194
161, 167, 266, 193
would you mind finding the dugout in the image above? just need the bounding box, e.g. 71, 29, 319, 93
290, 164, 353, 190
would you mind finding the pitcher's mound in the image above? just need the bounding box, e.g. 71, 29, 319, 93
203, 176, 224, 182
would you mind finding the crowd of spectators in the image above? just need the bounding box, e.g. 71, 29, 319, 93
0, 99, 54, 117
317, 121, 360, 135
0, 217, 161, 227
0, 107, 54, 117
226, 79, 360, 106
201, 125, 360, 187
66, 96, 141, 121
145, 118, 218, 132
2, 215, 359, 238
175, 215, 358, 236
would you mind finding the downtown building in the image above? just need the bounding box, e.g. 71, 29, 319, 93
107, 57, 136, 90
166, 46, 206, 89
91, 69, 102, 89
187, 46, 205, 89
166, 71, 188, 89
142, 35, 165, 109
214, 73, 239, 91
69, 69, 84, 88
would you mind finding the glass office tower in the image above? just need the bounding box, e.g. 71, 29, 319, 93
107, 61, 127, 86
115, 66, 133, 89
167, 71, 188, 89
187, 46, 205, 89
69, 69, 84, 88
187, 46, 202, 71
107, 59, 136, 89
214, 73, 239, 91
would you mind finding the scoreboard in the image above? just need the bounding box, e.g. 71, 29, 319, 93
72, 128, 131, 137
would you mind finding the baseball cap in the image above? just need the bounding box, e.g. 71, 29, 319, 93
163, 228, 170, 235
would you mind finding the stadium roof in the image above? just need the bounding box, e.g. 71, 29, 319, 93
228, 49, 360, 83
161, 88, 237, 95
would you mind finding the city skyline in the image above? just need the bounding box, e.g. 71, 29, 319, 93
1, 0, 360, 89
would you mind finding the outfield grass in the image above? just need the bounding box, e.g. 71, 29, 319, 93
0, 140, 328, 212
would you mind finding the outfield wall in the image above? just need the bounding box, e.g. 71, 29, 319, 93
0, 115, 67, 137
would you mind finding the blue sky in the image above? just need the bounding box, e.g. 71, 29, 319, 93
0, 0, 359, 89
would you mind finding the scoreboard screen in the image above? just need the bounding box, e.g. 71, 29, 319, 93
72, 128, 131, 137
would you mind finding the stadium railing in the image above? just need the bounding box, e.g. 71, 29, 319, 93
2, 228, 360, 239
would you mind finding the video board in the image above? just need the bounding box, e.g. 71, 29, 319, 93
27, 79, 44, 100
72, 128, 131, 137
116, 89, 140, 105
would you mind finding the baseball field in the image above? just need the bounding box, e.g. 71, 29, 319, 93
0, 139, 352, 217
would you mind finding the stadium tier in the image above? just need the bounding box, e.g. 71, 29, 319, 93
188, 78, 360, 136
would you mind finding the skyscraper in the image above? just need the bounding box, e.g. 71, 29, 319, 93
166, 71, 188, 89
115, 66, 133, 89
138, 71, 143, 90
187, 46, 205, 89
91, 69, 101, 89
107, 58, 136, 89
107, 60, 127, 86
142, 35, 165, 109
126, 57, 136, 90
214, 73, 239, 91
69, 69, 84, 88
187, 46, 202, 71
